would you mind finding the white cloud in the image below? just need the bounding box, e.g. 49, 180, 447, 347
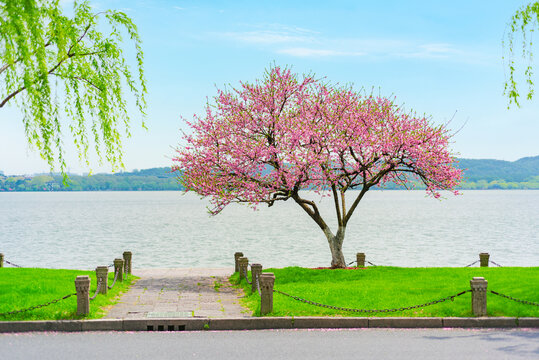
278, 47, 365, 57
220, 30, 313, 44
213, 23, 488, 63
398, 43, 461, 59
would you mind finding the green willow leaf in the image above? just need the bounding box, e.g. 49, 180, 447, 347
0, 0, 147, 181
504, 1, 539, 107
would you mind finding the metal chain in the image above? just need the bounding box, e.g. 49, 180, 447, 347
255, 273, 261, 296
346, 260, 356, 266
366, 261, 377, 266
108, 268, 120, 290
241, 267, 252, 285
273, 289, 471, 313
490, 260, 503, 267
0, 293, 75, 317
4, 260, 22, 268
490, 290, 539, 307
90, 277, 102, 301
108, 263, 114, 268
464, 260, 479, 267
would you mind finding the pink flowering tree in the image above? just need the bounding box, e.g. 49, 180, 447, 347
173, 66, 462, 268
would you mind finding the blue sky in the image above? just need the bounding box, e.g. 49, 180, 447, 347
1, 0, 538, 175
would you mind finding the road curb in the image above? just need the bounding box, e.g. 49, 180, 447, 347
0, 317, 538, 333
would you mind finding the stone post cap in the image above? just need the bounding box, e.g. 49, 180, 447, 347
96, 266, 109, 273
470, 277, 488, 289
238, 257, 248, 264
75, 275, 91, 291
75, 275, 91, 283
260, 272, 275, 285
234, 252, 244, 257
479, 253, 490, 256
123, 251, 132, 257
251, 263, 262, 269
356, 252, 365, 256
114, 258, 124, 264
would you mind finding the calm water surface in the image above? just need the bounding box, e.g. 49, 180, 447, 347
0, 191, 537, 269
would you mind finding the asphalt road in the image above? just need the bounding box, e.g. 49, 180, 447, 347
1, 328, 538, 360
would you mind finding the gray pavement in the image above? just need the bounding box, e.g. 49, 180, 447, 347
1, 329, 538, 360
105, 268, 251, 319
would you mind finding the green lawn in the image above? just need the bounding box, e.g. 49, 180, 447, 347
0, 268, 138, 321
232, 266, 539, 317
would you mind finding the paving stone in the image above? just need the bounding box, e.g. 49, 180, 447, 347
105, 267, 250, 319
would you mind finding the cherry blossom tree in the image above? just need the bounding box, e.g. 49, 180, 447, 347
173, 66, 462, 268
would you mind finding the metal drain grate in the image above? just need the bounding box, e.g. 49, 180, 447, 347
147, 324, 186, 331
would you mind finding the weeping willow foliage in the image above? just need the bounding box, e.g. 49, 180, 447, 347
0, 0, 147, 175
504, 1, 539, 107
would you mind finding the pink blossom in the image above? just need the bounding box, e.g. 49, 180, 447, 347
173, 66, 462, 267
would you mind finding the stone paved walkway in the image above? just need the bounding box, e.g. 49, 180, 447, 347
105, 268, 251, 319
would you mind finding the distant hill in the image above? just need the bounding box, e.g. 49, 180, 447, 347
456, 156, 539, 182
0, 167, 182, 191
1, 156, 538, 191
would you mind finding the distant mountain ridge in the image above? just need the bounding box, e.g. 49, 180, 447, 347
1, 156, 538, 191
456, 155, 539, 182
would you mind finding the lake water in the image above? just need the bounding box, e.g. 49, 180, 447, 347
0, 191, 537, 269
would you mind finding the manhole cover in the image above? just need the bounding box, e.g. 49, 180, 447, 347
146, 311, 193, 318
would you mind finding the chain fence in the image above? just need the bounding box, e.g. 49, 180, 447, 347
490, 290, 539, 307
108, 268, 120, 290
0, 293, 76, 317
345, 260, 377, 267
241, 267, 252, 285
1, 268, 127, 317
464, 260, 503, 267
4, 259, 23, 268
272, 289, 471, 313
89, 277, 103, 301
255, 273, 261, 296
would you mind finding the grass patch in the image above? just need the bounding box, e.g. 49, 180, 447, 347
231, 267, 539, 317
0, 268, 138, 321
213, 280, 223, 292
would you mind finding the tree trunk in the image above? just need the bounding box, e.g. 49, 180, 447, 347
323, 226, 346, 268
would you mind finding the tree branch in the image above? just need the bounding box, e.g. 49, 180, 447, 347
0, 41, 53, 76
1, 20, 102, 108
331, 183, 343, 226
291, 192, 329, 231
343, 186, 369, 226
50, 72, 104, 91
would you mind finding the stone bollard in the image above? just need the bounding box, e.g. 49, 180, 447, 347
479, 253, 490, 267
470, 277, 488, 316
238, 257, 248, 281
113, 258, 124, 282
95, 266, 109, 295
260, 273, 275, 315
75, 275, 91, 316
0, 253, 3, 268
251, 263, 262, 293
356, 253, 365, 268
123, 251, 132, 275
234, 252, 244, 273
